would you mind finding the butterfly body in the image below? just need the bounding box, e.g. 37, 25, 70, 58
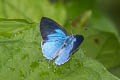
40, 17, 84, 65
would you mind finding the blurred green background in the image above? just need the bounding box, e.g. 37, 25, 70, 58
0, 0, 120, 80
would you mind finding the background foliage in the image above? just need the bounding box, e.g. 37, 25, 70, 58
0, 0, 120, 80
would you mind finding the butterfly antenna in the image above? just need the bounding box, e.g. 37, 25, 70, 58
70, 17, 73, 34
53, 62, 57, 72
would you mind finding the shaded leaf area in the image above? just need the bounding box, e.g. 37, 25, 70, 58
63, 0, 120, 77
109, 47, 120, 78
82, 28, 120, 69
110, 65, 120, 78
0, 19, 119, 80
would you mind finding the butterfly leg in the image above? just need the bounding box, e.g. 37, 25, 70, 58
38, 58, 47, 63
48, 60, 51, 69
52, 62, 57, 72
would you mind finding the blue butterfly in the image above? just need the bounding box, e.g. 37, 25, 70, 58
40, 17, 84, 65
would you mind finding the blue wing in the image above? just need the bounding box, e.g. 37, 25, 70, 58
40, 17, 67, 60
55, 35, 84, 65
41, 40, 64, 60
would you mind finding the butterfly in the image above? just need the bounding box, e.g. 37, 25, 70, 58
40, 17, 84, 65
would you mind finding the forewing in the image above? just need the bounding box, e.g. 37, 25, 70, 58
40, 17, 67, 40
54, 35, 84, 65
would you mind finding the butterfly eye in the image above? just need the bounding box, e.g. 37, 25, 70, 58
63, 43, 67, 47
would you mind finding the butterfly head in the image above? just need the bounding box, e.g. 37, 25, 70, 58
71, 34, 74, 39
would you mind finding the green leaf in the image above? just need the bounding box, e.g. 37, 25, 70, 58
0, 19, 119, 80
0, 18, 33, 38
0, 0, 66, 24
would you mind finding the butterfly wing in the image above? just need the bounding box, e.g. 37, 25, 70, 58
41, 40, 64, 60
40, 17, 67, 60
71, 35, 84, 53
55, 35, 84, 65
40, 17, 67, 40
